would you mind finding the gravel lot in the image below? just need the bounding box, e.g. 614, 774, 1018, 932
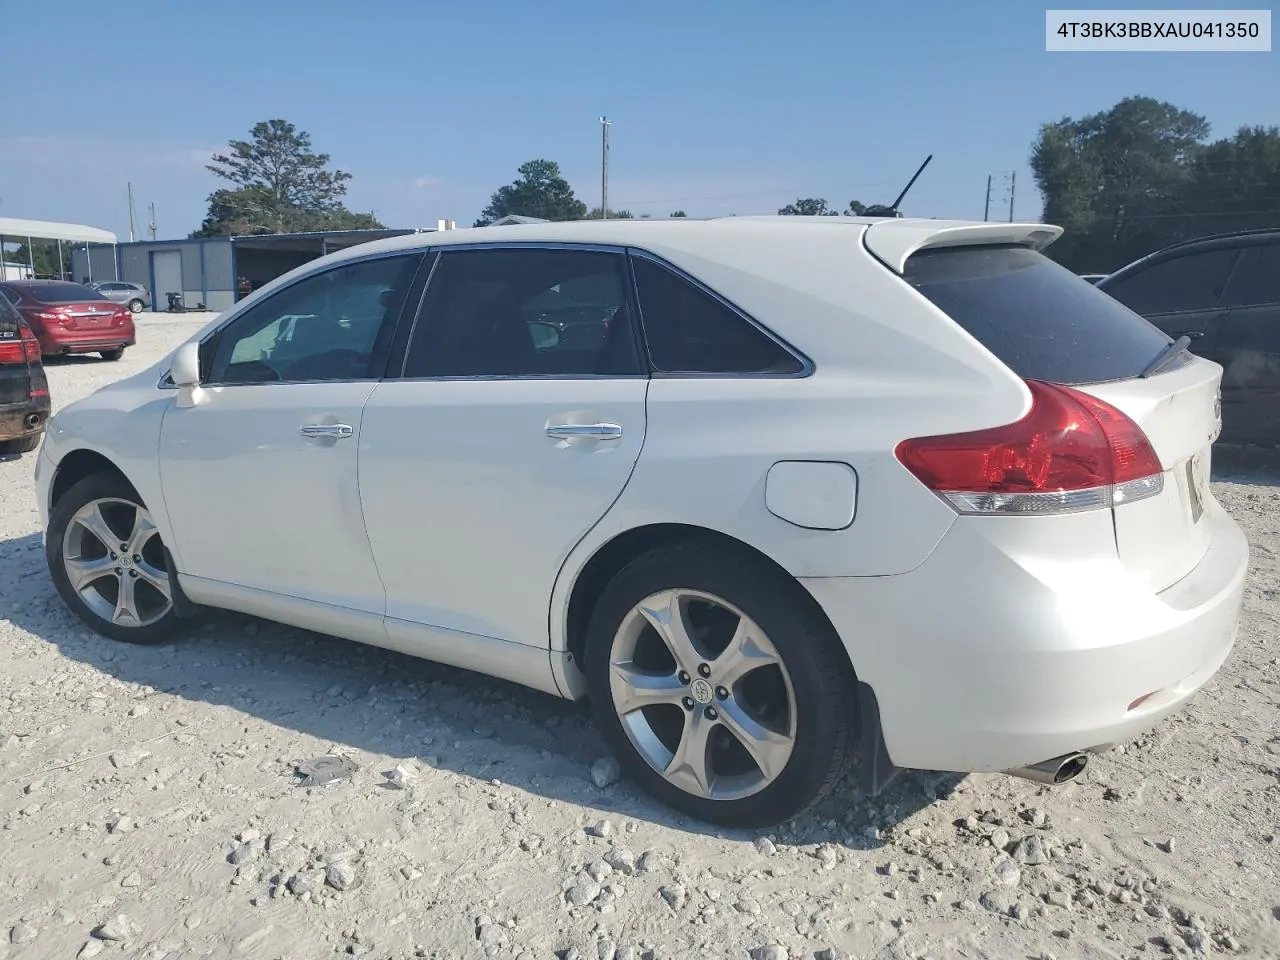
1, 316, 1278, 960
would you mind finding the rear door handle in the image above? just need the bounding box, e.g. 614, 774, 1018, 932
546, 422, 623, 441
300, 423, 354, 440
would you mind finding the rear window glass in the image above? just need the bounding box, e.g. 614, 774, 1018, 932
26, 283, 108, 304
903, 245, 1172, 385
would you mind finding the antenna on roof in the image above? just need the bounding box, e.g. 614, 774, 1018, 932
865, 155, 932, 218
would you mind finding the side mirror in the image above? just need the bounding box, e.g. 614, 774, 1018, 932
171, 342, 205, 408
528, 321, 561, 351
171, 342, 201, 386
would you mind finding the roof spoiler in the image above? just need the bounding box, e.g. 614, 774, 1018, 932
863, 221, 1065, 274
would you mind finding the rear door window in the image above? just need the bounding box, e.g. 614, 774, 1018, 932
904, 245, 1172, 385
1102, 248, 1241, 315
1238, 243, 1280, 307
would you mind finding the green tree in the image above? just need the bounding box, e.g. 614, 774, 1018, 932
1030, 96, 1213, 270
3, 240, 68, 278
669, 210, 687, 218
191, 119, 383, 237
584, 207, 634, 219
474, 160, 587, 226
778, 198, 839, 216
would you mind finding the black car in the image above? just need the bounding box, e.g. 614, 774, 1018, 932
0, 294, 50, 456
1097, 229, 1280, 445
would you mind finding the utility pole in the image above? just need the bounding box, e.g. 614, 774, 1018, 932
599, 116, 611, 220
984, 174, 992, 221
1008, 171, 1017, 222
147, 203, 157, 241
127, 182, 137, 242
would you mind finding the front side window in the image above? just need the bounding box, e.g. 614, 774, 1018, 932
1104, 248, 1241, 315
630, 256, 804, 374
402, 248, 641, 378
206, 254, 419, 384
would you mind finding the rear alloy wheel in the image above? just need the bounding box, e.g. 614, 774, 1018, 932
100, 347, 125, 361
586, 544, 855, 827
47, 474, 179, 644
127, 299, 145, 313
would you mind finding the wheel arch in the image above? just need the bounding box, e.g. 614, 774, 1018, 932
563, 522, 849, 681
560, 521, 902, 797
50, 449, 138, 510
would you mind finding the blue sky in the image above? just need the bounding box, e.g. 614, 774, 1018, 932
2, 1, 1274, 239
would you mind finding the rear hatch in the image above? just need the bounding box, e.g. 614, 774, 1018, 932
891, 236, 1220, 593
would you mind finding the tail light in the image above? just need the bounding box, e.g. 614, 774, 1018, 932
895, 380, 1165, 515
0, 325, 41, 364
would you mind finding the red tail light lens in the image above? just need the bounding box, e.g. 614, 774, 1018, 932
895, 380, 1164, 515
0, 326, 41, 364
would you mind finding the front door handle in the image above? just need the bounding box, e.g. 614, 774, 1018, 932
1173, 330, 1205, 339
546, 422, 623, 441
300, 423, 354, 440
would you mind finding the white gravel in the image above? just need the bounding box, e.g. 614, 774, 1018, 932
1, 316, 1278, 959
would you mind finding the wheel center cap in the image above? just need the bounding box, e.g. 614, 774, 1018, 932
689, 678, 714, 704
119, 555, 133, 568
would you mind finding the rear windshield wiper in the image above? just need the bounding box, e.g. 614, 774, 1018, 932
1140, 335, 1191, 379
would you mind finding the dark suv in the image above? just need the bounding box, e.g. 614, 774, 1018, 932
0, 295, 50, 456
1097, 229, 1280, 445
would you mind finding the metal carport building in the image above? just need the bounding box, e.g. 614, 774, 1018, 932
72, 225, 450, 313
0, 217, 119, 281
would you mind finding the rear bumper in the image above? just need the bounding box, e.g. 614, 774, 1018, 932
39, 335, 135, 355
0, 394, 51, 443
802, 501, 1248, 774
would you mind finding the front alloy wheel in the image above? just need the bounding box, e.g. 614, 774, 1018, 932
48, 474, 181, 643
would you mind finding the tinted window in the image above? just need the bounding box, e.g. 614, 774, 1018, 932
631, 257, 803, 374
905, 245, 1172, 385
1239, 243, 1280, 307
403, 249, 641, 378
26, 282, 108, 303
207, 254, 418, 384
1103, 248, 1240, 315
0, 288, 18, 305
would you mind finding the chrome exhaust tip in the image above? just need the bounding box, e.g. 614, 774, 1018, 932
1005, 752, 1088, 786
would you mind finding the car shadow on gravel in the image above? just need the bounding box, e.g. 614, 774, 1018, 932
1, 532, 957, 847
1212, 443, 1280, 487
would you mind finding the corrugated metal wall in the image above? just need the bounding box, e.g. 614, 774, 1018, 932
202, 240, 234, 292
120, 246, 149, 287
70, 246, 119, 283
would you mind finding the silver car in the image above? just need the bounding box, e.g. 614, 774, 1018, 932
90, 281, 151, 313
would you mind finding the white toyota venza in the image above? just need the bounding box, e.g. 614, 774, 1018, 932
34, 217, 1248, 827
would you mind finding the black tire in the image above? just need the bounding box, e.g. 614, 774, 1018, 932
0, 434, 41, 456
46, 473, 180, 644
100, 347, 125, 362
127, 299, 145, 314
585, 542, 856, 828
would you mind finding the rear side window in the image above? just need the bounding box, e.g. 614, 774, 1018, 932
1103, 248, 1240, 315
1240, 243, 1280, 307
904, 245, 1171, 386
631, 257, 804, 375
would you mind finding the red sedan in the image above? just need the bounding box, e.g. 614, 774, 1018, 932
0, 280, 135, 361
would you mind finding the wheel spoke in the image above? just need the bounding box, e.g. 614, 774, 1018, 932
65, 555, 117, 592
134, 560, 172, 601
713, 616, 781, 689
74, 503, 118, 551
126, 509, 159, 555
112, 574, 143, 626
664, 710, 715, 797
636, 590, 702, 671
717, 698, 794, 782
610, 663, 686, 716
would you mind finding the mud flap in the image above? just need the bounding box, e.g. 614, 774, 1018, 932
856, 681, 902, 796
